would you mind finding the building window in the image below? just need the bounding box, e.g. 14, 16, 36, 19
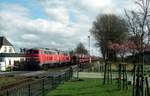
9, 60, 11, 65
9, 47, 12, 53
0, 58, 3, 62
14, 61, 19, 66
21, 58, 24, 61
4, 47, 7, 52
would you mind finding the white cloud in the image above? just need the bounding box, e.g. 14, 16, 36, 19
45, 7, 69, 24
79, 0, 117, 14
0, 3, 85, 51
0, 0, 137, 56
21, 34, 39, 41
0, 3, 29, 17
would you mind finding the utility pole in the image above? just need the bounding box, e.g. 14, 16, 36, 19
88, 35, 90, 56
88, 35, 91, 63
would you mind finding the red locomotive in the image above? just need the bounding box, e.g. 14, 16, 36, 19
25, 48, 70, 70
25, 48, 99, 70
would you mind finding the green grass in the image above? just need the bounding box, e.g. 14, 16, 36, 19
46, 78, 132, 96
0, 77, 26, 86
0, 77, 17, 86
48, 66, 71, 72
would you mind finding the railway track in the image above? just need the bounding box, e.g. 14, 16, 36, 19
0, 65, 78, 77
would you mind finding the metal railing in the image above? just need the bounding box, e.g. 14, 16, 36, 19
0, 68, 73, 96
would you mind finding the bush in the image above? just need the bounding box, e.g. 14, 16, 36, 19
6, 67, 12, 71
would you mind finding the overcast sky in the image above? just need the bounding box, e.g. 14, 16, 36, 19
0, 0, 136, 56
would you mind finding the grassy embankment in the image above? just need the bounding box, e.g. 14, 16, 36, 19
0, 77, 18, 86
47, 78, 132, 96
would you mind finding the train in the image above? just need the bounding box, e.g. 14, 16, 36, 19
25, 48, 99, 70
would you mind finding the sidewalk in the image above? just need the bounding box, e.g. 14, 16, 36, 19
73, 72, 104, 78
73, 72, 119, 78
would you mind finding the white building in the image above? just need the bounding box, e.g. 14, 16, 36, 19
0, 37, 25, 71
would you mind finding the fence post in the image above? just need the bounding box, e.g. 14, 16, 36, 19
59, 75, 61, 84
28, 83, 31, 96
66, 70, 70, 81
66, 70, 69, 81
65, 71, 67, 81
6, 90, 9, 96
58, 75, 60, 84
146, 77, 150, 96
62, 73, 65, 83
56, 76, 59, 86
62, 73, 64, 81
42, 79, 45, 96
69, 67, 73, 80
52, 76, 55, 89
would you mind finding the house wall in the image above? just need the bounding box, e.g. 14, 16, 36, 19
0, 38, 26, 71
0, 57, 25, 71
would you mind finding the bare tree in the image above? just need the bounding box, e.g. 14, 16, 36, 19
91, 14, 128, 85
91, 14, 128, 61
125, 0, 150, 96
75, 42, 89, 55
125, 0, 150, 50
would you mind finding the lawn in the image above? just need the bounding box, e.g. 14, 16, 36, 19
0, 77, 17, 86
0, 77, 27, 86
46, 78, 132, 96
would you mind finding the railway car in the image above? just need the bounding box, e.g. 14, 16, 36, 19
25, 48, 71, 70
71, 54, 91, 64
71, 54, 100, 65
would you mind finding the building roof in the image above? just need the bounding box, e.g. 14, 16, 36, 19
0, 37, 13, 47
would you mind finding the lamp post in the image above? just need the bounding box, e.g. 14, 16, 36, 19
88, 36, 90, 56
88, 36, 91, 63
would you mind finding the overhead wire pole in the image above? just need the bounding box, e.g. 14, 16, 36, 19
88, 35, 91, 63
88, 35, 90, 56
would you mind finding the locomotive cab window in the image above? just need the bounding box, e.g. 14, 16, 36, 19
27, 50, 39, 54
39, 50, 44, 54
32, 50, 39, 54
27, 50, 32, 54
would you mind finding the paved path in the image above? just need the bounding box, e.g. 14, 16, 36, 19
73, 72, 133, 82
73, 72, 150, 85
73, 72, 117, 78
